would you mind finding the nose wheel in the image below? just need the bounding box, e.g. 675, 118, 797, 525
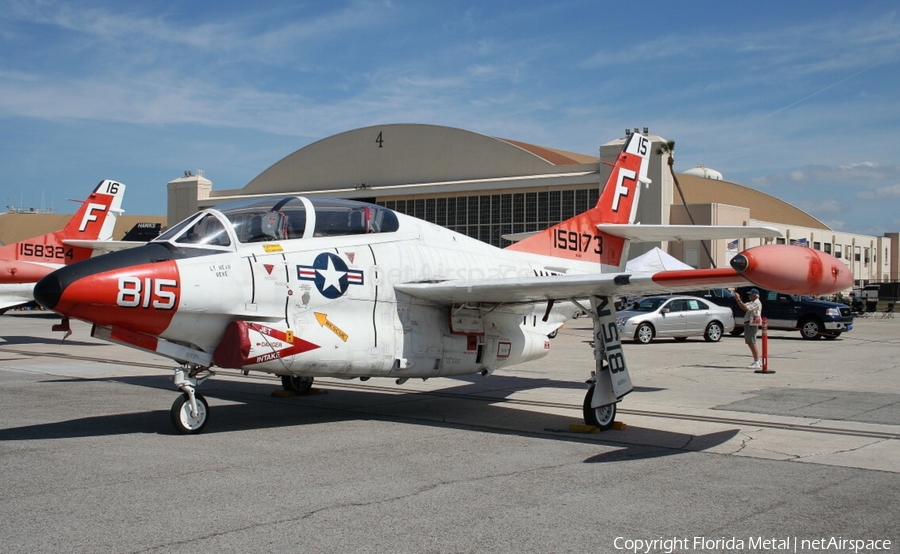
171, 393, 209, 434
171, 365, 214, 434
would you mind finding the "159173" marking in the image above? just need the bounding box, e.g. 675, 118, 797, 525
553, 229, 603, 254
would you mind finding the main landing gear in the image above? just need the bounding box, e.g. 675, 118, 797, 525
578, 295, 632, 431
281, 375, 314, 394
583, 383, 617, 431
171, 365, 214, 434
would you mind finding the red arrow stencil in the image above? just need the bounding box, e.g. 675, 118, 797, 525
213, 321, 320, 369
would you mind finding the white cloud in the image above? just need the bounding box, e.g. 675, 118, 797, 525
857, 184, 900, 200
839, 161, 878, 171
581, 34, 714, 67
745, 161, 895, 191
789, 170, 806, 182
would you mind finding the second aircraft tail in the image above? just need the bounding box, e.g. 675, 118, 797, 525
505, 133, 652, 270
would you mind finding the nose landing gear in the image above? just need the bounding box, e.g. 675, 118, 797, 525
171, 365, 215, 434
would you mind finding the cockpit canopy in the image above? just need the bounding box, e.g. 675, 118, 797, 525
155, 196, 399, 248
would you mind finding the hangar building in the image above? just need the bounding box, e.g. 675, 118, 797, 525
167, 123, 897, 288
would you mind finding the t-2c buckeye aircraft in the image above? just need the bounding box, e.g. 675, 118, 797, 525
0, 180, 125, 314
33, 134, 852, 434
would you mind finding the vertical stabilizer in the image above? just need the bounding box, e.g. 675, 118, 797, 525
0, 180, 126, 267
60, 180, 125, 241
56, 179, 125, 263
505, 134, 651, 270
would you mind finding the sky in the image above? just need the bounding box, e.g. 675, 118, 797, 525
1, 0, 899, 236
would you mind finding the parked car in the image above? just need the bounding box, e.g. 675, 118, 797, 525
616, 295, 735, 344
684, 287, 853, 340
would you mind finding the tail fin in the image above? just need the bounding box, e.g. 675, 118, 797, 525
0, 180, 125, 266
505, 133, 651, 269
60, 180, 125, 242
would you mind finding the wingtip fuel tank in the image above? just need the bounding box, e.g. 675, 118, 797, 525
731, 244, 853, 296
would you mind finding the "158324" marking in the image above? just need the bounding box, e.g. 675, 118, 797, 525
18, 243, 73, 260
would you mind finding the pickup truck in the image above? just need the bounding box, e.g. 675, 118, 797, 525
684, 287, 853, 340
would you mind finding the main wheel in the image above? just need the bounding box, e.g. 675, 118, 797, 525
799, 318, 824, 340
282, 375, 314, 393
704, 321, 724, 342
634, 322, 654, 344
582, 385, 617, 431
170, 393, 209, 435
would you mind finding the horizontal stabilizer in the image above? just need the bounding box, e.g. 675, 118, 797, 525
63, 239, 146, 253
595, 224, 782, 242
501, 231, 538, 243
507, 225, 781, 244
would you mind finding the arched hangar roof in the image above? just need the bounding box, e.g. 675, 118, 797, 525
234, 123, 830, 232
240, 123, 597, 195
677, 173, 830, 230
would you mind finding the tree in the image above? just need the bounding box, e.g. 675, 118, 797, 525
656, 140, 716, 268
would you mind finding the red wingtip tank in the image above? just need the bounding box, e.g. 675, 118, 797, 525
730, 244, 853, 295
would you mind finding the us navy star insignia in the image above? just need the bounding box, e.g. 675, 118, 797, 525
296, 253, 364, 299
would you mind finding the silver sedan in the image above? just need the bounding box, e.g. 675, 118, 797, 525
616, 295, 735, 344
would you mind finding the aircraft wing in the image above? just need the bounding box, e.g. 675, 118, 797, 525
0, 283, 37, 311
595, 224, 782, 242
395, 268, 747, 304
63, 239, 146, 253
395, 244, 852, 304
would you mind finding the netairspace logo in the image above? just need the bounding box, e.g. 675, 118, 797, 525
613, 536, 893, 553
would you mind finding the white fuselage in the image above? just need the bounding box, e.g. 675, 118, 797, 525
165, 212, 608, 380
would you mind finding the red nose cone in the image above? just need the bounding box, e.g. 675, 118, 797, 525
53, 260, 181, 335
35, 244, 182, 335
731, 245, 852, 295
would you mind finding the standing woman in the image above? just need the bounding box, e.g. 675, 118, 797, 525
735, 289, 763, 369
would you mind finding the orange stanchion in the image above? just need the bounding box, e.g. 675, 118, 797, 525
755, 317, 774, 374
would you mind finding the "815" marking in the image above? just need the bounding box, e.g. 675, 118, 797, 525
117, 277, 178, 310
